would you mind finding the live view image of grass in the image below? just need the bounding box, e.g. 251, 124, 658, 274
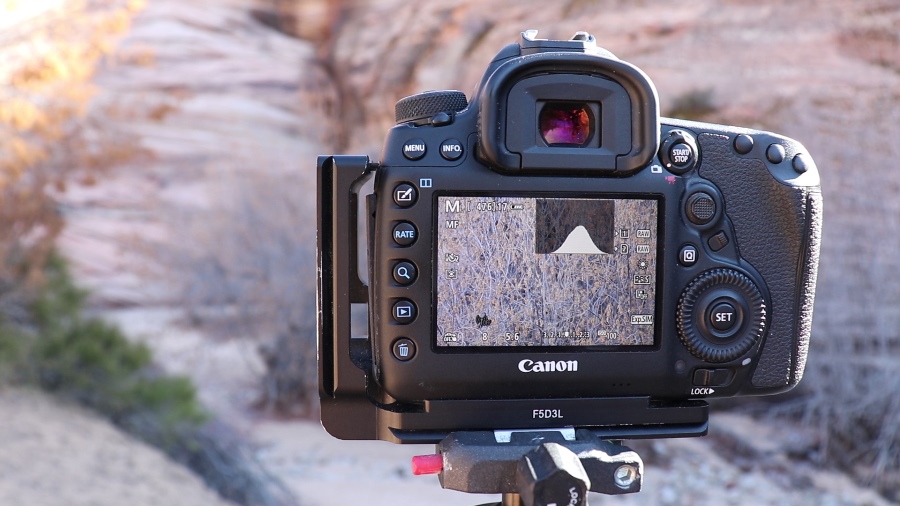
436, 196, 658, 347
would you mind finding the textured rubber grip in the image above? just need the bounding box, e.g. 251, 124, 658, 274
697, 133, 820, 389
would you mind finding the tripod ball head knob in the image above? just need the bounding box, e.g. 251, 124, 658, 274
516, 443, 590, 506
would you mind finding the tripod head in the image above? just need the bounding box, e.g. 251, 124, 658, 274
411, 429, 643, 506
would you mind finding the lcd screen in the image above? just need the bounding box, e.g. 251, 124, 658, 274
435, 196, 659, 347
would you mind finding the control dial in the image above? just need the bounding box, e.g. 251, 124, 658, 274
677, 268, 766, 363
395, 90, 468, 124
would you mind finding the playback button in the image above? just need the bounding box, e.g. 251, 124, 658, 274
392, 299, 417, 324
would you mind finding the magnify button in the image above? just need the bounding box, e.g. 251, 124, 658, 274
393, 261, 417, 285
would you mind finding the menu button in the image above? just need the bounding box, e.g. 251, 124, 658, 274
402, 139, 427, 160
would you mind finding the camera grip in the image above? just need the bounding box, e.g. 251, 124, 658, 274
697, 133, 822, 390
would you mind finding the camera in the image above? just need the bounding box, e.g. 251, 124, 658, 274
318, 31, 822, 443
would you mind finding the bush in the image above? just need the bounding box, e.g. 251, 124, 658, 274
769, 355, 900, 502
0, 255, 295, 506
0, 0, 148, 334
1, 254, 208, 434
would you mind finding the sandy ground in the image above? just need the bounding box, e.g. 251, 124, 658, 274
0, 388, 229, 506
0, 388, 884, 506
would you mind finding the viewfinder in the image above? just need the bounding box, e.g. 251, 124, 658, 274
539, 102, 597, 147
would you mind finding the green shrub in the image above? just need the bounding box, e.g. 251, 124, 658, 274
0, 326, 25, 382
9, 255, 208, 432
0, 254, 294, 505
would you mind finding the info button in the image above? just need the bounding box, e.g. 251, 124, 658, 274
440, 139, 464, 161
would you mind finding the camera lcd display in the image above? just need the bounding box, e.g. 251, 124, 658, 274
435, 196, 658, 347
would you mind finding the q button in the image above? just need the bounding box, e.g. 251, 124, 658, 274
393, 261, 417, 286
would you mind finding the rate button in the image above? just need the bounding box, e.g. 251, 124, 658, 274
392, 222, 418, 246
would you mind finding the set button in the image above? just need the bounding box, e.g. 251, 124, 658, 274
709, 301, 741, 334
677, 268, 766, 364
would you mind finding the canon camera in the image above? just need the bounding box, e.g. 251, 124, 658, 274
317, 31, 822, 443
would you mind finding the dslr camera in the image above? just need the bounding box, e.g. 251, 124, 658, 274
318, 31, 822, 443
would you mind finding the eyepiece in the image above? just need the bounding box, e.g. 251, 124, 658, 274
539, 102, 594, 147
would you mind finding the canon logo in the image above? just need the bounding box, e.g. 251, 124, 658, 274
518, 359, 579, 373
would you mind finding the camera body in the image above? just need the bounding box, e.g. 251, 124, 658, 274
318, 31, 822, 443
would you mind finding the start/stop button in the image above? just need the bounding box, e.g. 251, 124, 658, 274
659, 129, 699, 174
668, 143, 695, 170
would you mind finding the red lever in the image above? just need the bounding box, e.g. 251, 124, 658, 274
411, 453, 444, 475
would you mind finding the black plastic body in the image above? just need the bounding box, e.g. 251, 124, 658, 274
317, 32, 822, 443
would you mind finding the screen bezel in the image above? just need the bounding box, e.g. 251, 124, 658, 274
431, 191, 665, 355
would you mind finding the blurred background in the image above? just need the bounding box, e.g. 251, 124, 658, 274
0, 0, 898, 504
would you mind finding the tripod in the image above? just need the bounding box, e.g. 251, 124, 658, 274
411, 429, 643, 506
